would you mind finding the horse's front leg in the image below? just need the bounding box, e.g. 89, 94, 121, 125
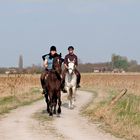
69, 93, 72, 109
53, 97, 57, 114
72, 87, 76, 107
66, 87, 71, 109
49, 95, 53, 116
45, 92, 50, 113
57, 91, 62, 114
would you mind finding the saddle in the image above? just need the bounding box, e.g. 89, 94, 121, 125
45, 69, 61, 81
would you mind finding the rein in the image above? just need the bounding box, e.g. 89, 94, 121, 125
49, 69, 62, 81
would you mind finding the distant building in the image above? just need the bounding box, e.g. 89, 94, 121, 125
112, 69, 126, 73
5, 69, 17, 74
93, 69, 100, 73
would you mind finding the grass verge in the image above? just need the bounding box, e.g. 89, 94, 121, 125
81, 88, 140, 140
0, 87, 43, 115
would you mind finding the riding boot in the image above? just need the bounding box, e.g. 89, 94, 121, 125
44, 88, 48, 95
61, 80, 64, 90
40, 78, 46, 94
75, 69, 81, 88
61, 69, 67, 93
77, 76, 81, 88
40, 70, 48, 94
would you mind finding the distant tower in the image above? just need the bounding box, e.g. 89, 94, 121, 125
18, 55, 23, 72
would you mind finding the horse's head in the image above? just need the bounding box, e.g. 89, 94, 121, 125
53, 54, 63, 74
68, 58, 76, 74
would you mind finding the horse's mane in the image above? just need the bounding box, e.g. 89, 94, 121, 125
51, 54, 62, 81
48, 70, 61, 81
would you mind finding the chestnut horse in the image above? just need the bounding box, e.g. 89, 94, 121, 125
44, 54, 63, 116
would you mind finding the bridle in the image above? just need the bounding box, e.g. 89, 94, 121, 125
67, 59, 76, 74
53, 56, 62, 74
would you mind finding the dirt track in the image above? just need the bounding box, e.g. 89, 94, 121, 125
0, 91, 123, 140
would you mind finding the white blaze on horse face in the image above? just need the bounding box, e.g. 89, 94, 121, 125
69, 69, 73, 74
68, 62, 75, 74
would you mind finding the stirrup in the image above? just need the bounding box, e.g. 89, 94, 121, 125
42, 89, 46, 95
62, 89, 67, 93
76, 85, 81, 88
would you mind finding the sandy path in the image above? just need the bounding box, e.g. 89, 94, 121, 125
0, 91, 122, 140
0, 100, 54, 140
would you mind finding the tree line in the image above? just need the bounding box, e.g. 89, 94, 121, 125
0, 54, 140, 74
78, 54, 140, 73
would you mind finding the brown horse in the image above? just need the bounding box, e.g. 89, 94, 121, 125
44, 54, 63, 116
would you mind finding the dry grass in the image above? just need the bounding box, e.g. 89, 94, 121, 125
1, 73, 140, 139
0, 74, 40, 97
0, 74, 42, 114
81, 73, 140, 95
81, 73, 140, 140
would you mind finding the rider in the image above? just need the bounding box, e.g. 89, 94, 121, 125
40, 46, 59, 94
62, 46, 81, 90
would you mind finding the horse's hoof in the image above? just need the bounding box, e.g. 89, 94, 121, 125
69, 105, 74, 110
71, 106, 74, 109
53, 110, 56, 114
47, 109, 50, 114
69, 104, 71, 109
57, 108, 61, 114
49, 113, 53, 116
57, 114, 61, 118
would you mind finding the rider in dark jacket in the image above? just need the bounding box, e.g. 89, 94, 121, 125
62, 46, 81, 90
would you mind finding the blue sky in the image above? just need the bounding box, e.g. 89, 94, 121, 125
0, 0, 140, 67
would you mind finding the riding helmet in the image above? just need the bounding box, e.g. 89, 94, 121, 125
68, 46, 74, 50
50, 46, 57, 51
